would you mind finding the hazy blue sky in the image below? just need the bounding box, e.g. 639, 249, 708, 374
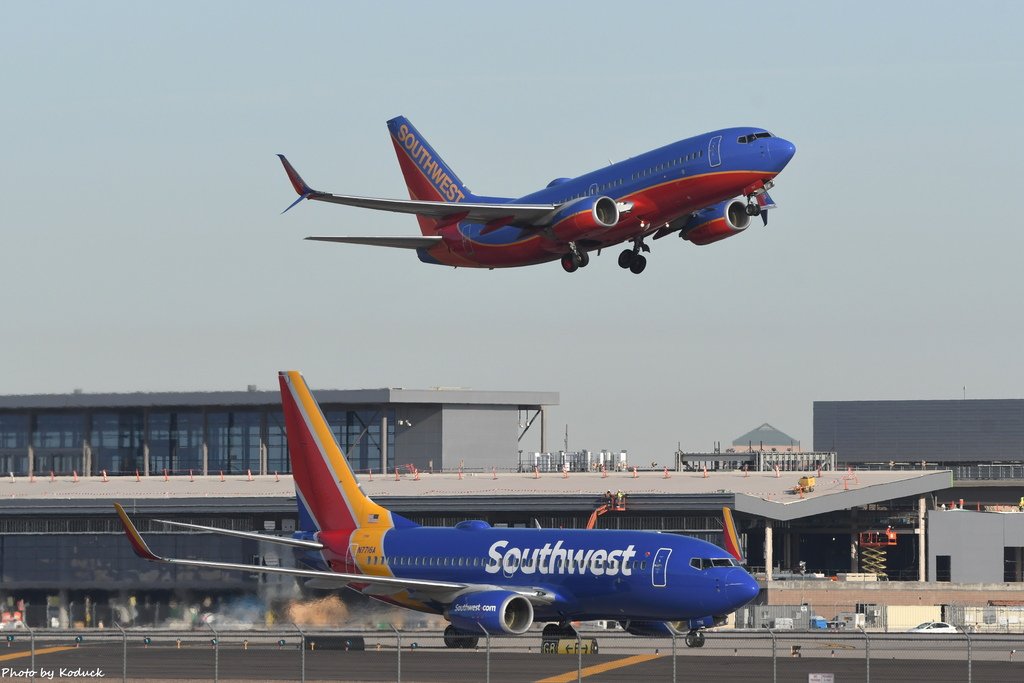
3, 2, 1022, 460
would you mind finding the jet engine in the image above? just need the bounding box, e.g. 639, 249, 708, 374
446, 590, 534, 635
550, 195, 620, 242
680, 198, 750, 246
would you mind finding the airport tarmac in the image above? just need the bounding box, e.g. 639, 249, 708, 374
1, 633, 1022, 682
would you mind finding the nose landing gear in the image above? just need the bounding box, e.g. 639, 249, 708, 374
560, 243, 590, 273
684, 630, 706, 648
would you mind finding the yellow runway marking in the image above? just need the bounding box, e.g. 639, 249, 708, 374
0, 645, 77, 661
535, 653, 662, 682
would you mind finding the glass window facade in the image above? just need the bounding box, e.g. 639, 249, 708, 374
33, 413, 84, 449
266, 411, 290, 474
0, 414, 29, 474
148, 412, 204, 475
91, 412, 144, 474
323, 408, 394, 474
0, 414, 28, 449
207, 411, 262, 474
0, 401, 405, 476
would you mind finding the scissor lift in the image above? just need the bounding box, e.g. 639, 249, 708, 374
858, 528, 897, 577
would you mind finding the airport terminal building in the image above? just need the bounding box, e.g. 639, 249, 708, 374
0, 386, 557, 478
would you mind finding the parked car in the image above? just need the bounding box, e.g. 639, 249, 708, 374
908, 621, 959, 633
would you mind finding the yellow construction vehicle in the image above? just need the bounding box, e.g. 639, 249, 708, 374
791, 476, 816, 495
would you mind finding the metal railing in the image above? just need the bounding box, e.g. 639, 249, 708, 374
1, 625, 1021, 683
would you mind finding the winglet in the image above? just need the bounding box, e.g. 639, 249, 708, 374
114, 503, 162, 562
722, 507, 743, 562
277, 154, 316, 213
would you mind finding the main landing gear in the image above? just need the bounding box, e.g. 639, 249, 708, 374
443, 624, 479, 649
617, 237, 651, 275
685, 629, 706, 648
560, 243, 590, 273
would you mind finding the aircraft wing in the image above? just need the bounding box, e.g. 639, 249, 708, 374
117, 504, 555, 604
305, 236, 443, 250
279, 155, 556, 224
117, 504, 464, 592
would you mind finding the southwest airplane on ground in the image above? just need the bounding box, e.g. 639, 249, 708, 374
116, 371, 759, 648
277, 117, 795, 274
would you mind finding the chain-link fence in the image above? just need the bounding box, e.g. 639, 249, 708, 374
2, 625, 1023, 682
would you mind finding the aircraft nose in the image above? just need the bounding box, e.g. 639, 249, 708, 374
769, 137, 797, 170
724, 569, 760, 608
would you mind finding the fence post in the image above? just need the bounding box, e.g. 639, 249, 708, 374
25, 623, 35, 676
964, 628, 972, 683
670, 629, 677, 683
576, 629, 582, 683
390, 623, 401, 683
206, 621, 220, 683
859, 627, 870, 683
114, 622, 127, 683
478, 623, 491, 683
768, 628, 777, 683
292, 623, 306, 683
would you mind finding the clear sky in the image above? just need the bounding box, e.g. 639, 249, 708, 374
3, 2, 1023, 460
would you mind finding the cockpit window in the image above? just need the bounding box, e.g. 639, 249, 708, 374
737, 132, 774, 144
691, 557, 738, 569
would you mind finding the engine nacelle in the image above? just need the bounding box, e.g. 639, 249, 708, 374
447, 590, 534, 635
681, 198, 750, 246
619, 620, 686, 637
550, 195, 620, 242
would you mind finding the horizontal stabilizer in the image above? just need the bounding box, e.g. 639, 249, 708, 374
306, 236, 443, 250
306, 193, 556, 224
152, 518, 324, 549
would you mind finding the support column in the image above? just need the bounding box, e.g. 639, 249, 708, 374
380, 414, 388, 474
27, 445, 34, 478
540, 407, 546, 454
764, 521, 773, 581
142, 409, 150, 477
918, 495, 927, 582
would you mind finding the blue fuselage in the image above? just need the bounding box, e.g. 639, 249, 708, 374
299, 524, 759, 623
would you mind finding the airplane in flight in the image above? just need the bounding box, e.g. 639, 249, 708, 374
115, 371, 760, 648
277, 116, 795, 274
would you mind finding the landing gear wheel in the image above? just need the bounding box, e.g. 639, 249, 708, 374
576, 250, 590, 268
617, 249, 634, 269
561, 254, 578, 273
745, 203, 761, 217
444, 625, 479, 649
685, 630, 706, 648
629, 254, 647, 274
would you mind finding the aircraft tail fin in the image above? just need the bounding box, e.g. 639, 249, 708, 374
722, 507, 743, 562
279, 371, 416, 533
387, 116, 474, 235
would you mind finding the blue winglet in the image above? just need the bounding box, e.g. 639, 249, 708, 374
282, 192, 310, 214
